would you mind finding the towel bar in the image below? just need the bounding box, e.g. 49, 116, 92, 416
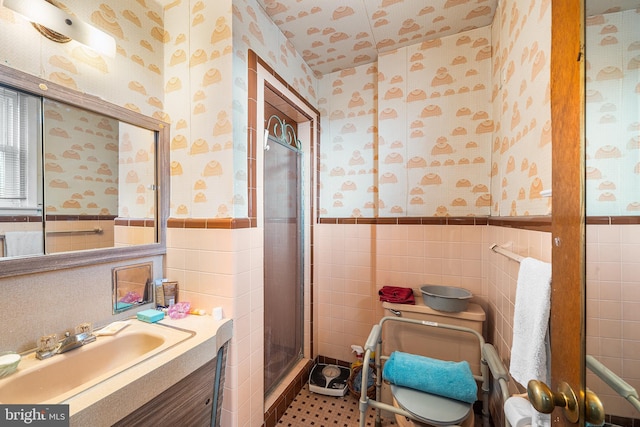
45, 227, 103, 235
2, 228, 103, 239
490, 243, 524, 263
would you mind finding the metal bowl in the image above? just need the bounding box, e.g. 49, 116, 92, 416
420, 285, 472, 312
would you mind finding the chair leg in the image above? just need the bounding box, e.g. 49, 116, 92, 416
481, 359, 491, 427
358, 395, 367, 427
375, 341, 383, 427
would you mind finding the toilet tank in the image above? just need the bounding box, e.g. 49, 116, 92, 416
380, 298, 486, 407
381, 298, 486, 375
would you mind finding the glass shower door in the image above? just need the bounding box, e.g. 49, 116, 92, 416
263, 131, 303, 395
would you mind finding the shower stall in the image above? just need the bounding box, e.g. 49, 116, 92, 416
263, 114, 304, 395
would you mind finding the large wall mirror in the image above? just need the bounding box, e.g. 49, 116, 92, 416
0, 64, 169, 278
584, 0, 640, 422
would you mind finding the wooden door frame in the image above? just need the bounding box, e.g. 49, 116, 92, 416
550, 1, 585, 425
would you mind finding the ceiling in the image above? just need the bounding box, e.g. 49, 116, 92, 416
256, 0, 498, 76
256, 0, 640, 77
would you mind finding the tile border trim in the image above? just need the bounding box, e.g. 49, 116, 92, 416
166, 216, 555, 232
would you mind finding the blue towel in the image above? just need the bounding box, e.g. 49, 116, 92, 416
382, 351, 477, 403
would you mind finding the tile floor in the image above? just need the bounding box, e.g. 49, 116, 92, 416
277, 385, 398, 426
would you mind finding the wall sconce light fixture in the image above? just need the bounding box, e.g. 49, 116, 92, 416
2, 0, 116, 56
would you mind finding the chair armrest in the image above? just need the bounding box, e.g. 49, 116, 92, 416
587, 355, 639, 402
483, 343, 509, 381
364, 324, 382, 352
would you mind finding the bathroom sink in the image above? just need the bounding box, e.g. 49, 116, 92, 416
0, 320, 194, 404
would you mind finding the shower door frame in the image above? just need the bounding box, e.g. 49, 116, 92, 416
262, 121, 304, 395
254, 54, 320, 405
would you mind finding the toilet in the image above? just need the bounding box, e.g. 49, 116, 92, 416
381, 296, 486, 427
392, 393, 475, 427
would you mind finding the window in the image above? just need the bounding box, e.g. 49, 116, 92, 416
0, 86, 41, 213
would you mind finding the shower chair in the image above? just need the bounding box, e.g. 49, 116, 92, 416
358, 316, 510, 427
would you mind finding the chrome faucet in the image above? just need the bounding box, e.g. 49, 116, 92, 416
36, 324, 96, 360
58, 331, 96, 353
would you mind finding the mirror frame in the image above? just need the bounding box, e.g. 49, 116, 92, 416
0, 63, 169, 278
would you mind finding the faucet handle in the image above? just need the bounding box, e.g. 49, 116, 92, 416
37, 333, 58, 353
75, 322, 93, 335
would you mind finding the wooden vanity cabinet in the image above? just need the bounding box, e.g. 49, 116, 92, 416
113, 357, 216, 427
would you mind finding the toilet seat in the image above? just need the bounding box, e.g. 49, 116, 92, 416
391, 384, 472, 427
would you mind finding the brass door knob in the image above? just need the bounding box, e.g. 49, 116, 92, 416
528, 380, 579, 423
585, 388, 605, 426
527, 380, 605, 425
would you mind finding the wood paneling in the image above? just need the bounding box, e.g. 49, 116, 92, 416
113, 358, 217, 427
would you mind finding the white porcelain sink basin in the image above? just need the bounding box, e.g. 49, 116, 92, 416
0, 320, 194, 404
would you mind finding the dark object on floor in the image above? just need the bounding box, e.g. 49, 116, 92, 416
348, 363, 376, 399
309, 363, 350, 396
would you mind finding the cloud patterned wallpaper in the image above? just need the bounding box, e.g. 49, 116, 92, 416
162, 0, 235, 218
256, 0, 498, 77
43, 100, 119, 216
490, 0, 552, 217
0, 1, 165, 120
1, 0, 317, 220
118, 122, 157, 218
377, 29, 493, 217
41, 102, 155, 218
1, 0, 558, 221
585, 8, 640, 216
318, 0, 551, 218
318, 64, 378, 218
0, 0, 164, 221
231, 0, 319, 218
161, 0, 318, 219
318, 27, 494, 218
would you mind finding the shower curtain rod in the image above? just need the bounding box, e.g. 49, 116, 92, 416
490, 243, 524, 263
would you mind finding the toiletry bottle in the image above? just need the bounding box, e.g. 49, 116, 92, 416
350, 345, 364, 370
154, 279, 165, 307
163, 281, 178, 306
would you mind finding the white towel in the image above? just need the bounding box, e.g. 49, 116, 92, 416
504, 396, 532, 427
510, 257, 552, 388
4, 230, 44, 257
504, 396, 550, 427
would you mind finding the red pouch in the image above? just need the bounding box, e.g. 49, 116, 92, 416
378, 286, 415, 304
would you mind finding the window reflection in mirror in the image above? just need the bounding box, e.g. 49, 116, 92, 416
0, 86, 44, 257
